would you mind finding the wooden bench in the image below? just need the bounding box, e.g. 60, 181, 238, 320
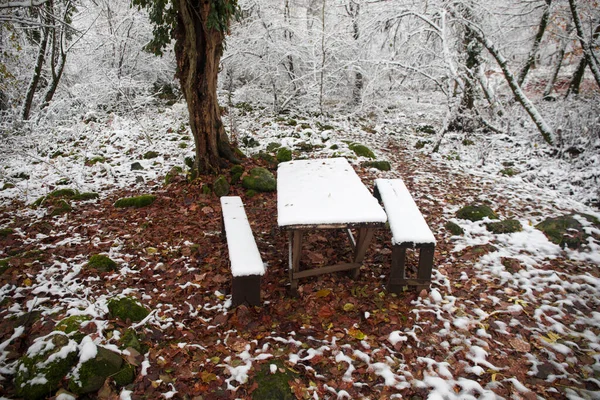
220, 196, 265, 307
374, 179, 436, 292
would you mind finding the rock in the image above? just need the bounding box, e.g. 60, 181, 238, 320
69, 346, 132, 394
230, 165, 244, 185
15, 333, 78, 400
456, 204, 499, 221
445, 221, 464, 235
485, 219, 522, 234
252, 151, 277, 166
143, 151, 159, 159
535, 214, 587, 249
85, 254, 118, 273
276, 147, 292, 163
135, 176, 145, 183
213, 175, 230, 197
349, 143, 376, 159
250, 360, 298, 400
242, 167, 276, 192
114, 194, 156, 208
361, 160, 391, 171
108, 297, 150, 322
131, 162, 144, 171
55, 315, 92, 343
266, 142, 281, 152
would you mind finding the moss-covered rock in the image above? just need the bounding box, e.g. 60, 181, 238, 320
85, 254, 118, 272
295, 142, 314, 153
15, 333, 78, 400
462, 139, 475, 146
108, 297, 150, 322
49, 188, 78, 198
362, 161, 391, 171
242, 167, 276, 192
276, 147, 292, 163
445, 221, 464, 235
143, 151, 159, 159
230, 165, 245, 185
499, 168, 519, 177
242, 136, 260, 148
2, 183, 16, 190
69, 346, 132, 394
202, 185, 212, 195
73, 192, 99, 201
349, 143, 376, 159
486, 219, 522, 234
50, 199, 72, 216
114, 195, 156, 208
55, 315, 92, 343
456, 205, 499, 221
131, 162, 144, 171
415, 140, 430, 149
0, 228, 13, 237
164, 166, 184, 185
535, 215, 587, 249
120, 329, 142, 353
250, 360, 298, 400
85, 156, 106, 166
416, 124, 436, 134
266, 142, 281, 152
213, 175, 230, 197
329, 144, 339, 150
253, 151, 277, 166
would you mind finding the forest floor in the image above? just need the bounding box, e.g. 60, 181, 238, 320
0, 101, 599, 399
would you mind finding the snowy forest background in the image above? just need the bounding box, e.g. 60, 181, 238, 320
0, 0, 599, 208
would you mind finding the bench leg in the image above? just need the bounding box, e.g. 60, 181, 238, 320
387, 246, 407, 293
416, 245, 435, 290
289, 230, 302, 296
232, 275, 261, 307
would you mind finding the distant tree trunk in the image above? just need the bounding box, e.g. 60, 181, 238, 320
565, 18, 600, 97
471, 24, 554, 145
283, 0, 297, 91
21, 12, 49, 120
346, 0, 362, 105
568, 0, 600, 89
544, 21, 571, 98
318, 0, 326, 113
41, 2, 72, 109
517, 0, 552, 87
173, 0, 237, 175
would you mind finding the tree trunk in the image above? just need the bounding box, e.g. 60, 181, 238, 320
517, 0, 552, 87
173, 0, 237, 175
565, 17, 600, 97
544, 21, 571, 98
569, 0, 600, 89
21, 16, 49, 120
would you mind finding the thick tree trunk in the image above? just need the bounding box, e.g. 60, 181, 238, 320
517, 0, 552, 87
173, 0, 237, 175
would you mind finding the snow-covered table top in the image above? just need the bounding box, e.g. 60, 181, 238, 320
277, 158, 387, 228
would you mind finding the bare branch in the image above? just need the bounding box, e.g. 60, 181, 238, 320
0, 0, 49, 9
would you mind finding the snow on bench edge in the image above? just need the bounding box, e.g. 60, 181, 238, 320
375, 178, 436, 246
220, 196, 265, 277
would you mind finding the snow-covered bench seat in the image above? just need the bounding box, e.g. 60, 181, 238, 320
220, 196, 265, 306
374, 179, 436, 292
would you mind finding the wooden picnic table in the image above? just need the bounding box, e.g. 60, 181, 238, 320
277, 158, 387, 293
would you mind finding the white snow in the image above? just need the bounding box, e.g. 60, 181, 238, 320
277, 158, 387, 227
220, 196, 265, 277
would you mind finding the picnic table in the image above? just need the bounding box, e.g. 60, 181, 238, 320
277, 158, 387, 293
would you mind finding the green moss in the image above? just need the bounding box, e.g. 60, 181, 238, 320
250, 360, 298, 400
416, 124, 436, 134
108, 297, 150, 322
349, 143, 376, 159
2, 183, 15, 190
143, 151, 159, 159
213, 175, 230, 197
246, 189, 257, 198
114, 194, 156, 208
499, 168, 519, 177
485, 219, 522, 234
113, 362, 135, 386
300, 123, 311, 129
462, 139, 475, 146
184, 156, 195, 169
456, 205, 499, 222
164, 166, 184, 185
50, 199, 72, 216
276, 147, 292, 162
362, 161, 391, 171
86, 254, 118, 272
242, 167, 276, 192
49, 188, 78, 198
445, 221, 464, 235
73, 192, 99, 201
329, 144, 339, 150
86, 156, 106, 166
234, 147, 247, 159
120, 329, 142, 353
242, 136, 260, 148
535, 215, 587, 249
415, 140, 430, 149
230, 165, 245, 185
69, 347, 127, 394
131, 161, 144, 171
580, 213, 600, 227
56, 178, 70, 185
202, 185, 212, 195
316, 122, 335, 131
445, 152, 461, 161
0, 258, 10, 274
15, 333, 78, 400
253, 151, 276, 165
266, 142, 281, 152
0, 228, 13, 237
178, 142, 188, 149
287, 119, 297, 126
55, 315, 92, 342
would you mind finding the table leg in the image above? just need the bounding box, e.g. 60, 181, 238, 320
350, 228, 375, 279
290, 230, 303, 295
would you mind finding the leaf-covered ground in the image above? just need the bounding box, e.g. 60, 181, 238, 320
1, 103, 599, 399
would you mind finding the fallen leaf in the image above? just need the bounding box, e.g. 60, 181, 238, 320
348, 327, 366, 340
343, 303, 355, 312
509, 337, 531, 353
316, 289, 331, 298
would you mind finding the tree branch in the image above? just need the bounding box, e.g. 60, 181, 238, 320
0, 0, 48, 8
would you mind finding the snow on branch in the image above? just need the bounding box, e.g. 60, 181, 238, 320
0, 0, 49, 8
